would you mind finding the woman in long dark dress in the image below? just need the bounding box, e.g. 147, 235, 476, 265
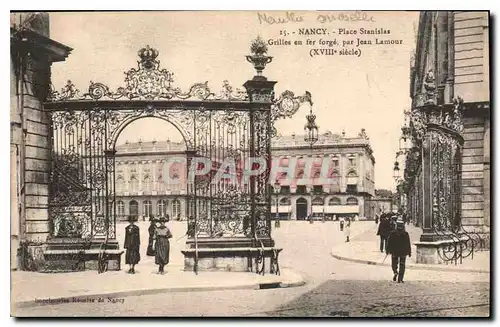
146, 216, 156, 256
124, 215, 140, 274
154, 215, 172, 274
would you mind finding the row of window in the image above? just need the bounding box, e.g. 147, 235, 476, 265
277, 185, 358, 194
115, 179, 183, 193
278, 156, 357, 167
117, 199, 181, 217
276, 169, 357, 179
273, 197, 359, 206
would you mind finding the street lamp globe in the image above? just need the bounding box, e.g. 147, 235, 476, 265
304, 108, 319, 147
393, 161, 401, 181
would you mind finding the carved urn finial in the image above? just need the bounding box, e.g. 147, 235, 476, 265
246, 36, 273, 79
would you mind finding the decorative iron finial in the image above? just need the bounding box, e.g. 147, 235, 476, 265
246, 36, 273, 79
138, 45, 159, 70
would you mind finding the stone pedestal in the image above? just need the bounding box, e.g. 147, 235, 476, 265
181, 237, 281, 273
415, 238, 468, 265
42, 238, 123, 272
415, 241, 444, 264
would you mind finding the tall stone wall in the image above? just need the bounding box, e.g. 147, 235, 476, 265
460, 116, 485, 233
11, 13, 71, 269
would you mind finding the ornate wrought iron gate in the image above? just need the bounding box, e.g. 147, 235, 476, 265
405, 98, 486, 264
45, 41, 311, 266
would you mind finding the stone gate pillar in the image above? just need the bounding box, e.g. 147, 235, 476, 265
412, 100, 465, 264
10, 13, 71, 270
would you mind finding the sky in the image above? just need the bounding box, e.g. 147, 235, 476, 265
49, 11, 420, 190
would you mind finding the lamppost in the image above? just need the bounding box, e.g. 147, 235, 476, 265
304, 106, 319, 224
394, 113, 411, 217
393, 159, 405, 212
274, 180, 281, 228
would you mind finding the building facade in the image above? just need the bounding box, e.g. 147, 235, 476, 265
114, 140, 189, 221
406, 11, 490, 262
271, 130, 376, 220
409, 11, 490, 233
113, 129, 376, 221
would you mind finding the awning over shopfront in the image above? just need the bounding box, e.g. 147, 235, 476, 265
271, 205, 291, 213
312, 206, 325, 213
324, 205, 359, 214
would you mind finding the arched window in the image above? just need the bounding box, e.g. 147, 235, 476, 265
143, 175, 152, 193
312, 197, 324, 206
329, 197, 342, 205
130, 176, 139, 193
279, 197, 291, 205
129, 200, 139, 217
172, 199, 181, 218
329, 169, 340, 178
280, 157, 290, 167
143, 200, 153, 217
157, 199, 167, 216
347, 170, 358, 178
117, 200, 125, 216
312, 170, 321, 178
346, 197, 359, 205
297, 156, 305, 167
296, 169, 304, 178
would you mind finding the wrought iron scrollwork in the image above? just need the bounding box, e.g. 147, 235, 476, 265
47, 46, 250, 102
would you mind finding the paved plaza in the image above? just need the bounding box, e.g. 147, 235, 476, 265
12, 221, 490, 317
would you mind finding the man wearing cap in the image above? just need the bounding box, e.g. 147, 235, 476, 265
386, 217, 412, 283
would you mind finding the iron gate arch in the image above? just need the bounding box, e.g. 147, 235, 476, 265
45, 41, 313, 269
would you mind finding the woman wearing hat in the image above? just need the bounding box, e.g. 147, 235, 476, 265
124, 215, 141, 274
146, 215, 157, 257
154, 214, 173, 274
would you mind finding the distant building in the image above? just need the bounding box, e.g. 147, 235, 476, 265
114, 139, 188, 221
113, 129, 377, 221
271, 130, 376, 220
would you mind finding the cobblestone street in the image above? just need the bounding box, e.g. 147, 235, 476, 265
13, 221, 490, 317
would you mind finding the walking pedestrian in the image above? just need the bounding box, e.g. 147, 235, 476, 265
124, 215, 140, 274
344, 217, 351, 242
154, 215, 173, 274
386, 217, 412, 283
377, 214, 392, 253
339, 216, 345, 231
146, 215, 157, 257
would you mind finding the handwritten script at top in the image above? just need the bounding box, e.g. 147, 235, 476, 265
257, 11, 376, 25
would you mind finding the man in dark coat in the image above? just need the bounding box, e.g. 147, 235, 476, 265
377, 214, 392, 252
124, 215, 140, 274
386, 217, 412, 283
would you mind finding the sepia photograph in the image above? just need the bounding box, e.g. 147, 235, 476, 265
9, 10, 491, 317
